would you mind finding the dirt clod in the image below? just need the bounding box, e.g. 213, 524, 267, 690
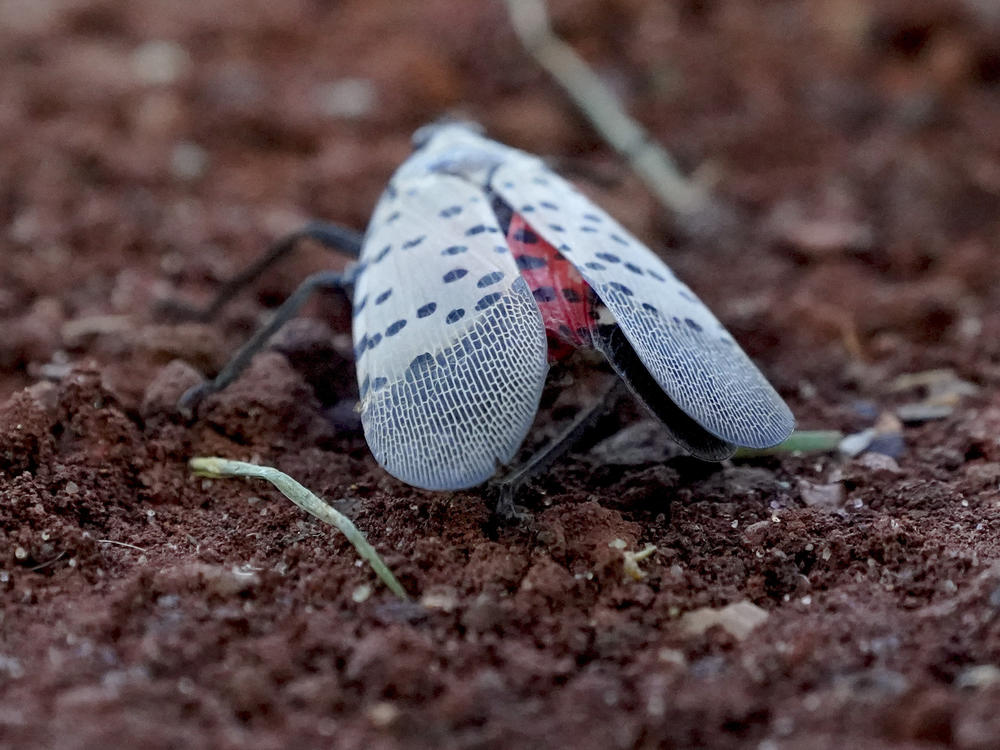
3, 1, 1000, 747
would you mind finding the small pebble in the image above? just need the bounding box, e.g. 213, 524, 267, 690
132, 40, 192, 86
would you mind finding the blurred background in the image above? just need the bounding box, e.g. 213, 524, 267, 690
2, 0, 1000, 412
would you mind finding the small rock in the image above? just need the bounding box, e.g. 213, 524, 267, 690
742, 520, 773, 546
782, 217, 873, 256
153, 563, 259, 597
140, 359, 203, 418
964, 462, 1000, 487
170, 142, 208, 181
420, 586, 459, 612
835, 668, 910, 699
314, 78, 378, 119
853, 452, 903, 477
589, 419, 684, 466
956, 665, 1000, 690
2, 297, 65, 368
61, 314, 134, 348
366, 701, 400, 727
840, 412, 905, 459
461, 594, 507, 633
657, 648, 687, 667
799, 480, 845, 508
768, 201, 873, 257
840, 428, 877, 457
896, 403, 955, 423
26, 381, 60, 414
679, 600, 769, 640
132, 40, 192, 85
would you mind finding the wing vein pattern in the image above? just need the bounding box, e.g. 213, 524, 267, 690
490, 152, 794, 449
353, 173, 549, 490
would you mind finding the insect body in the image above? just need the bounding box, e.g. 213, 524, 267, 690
350, 123, 794, 491
504, 211, 594, 361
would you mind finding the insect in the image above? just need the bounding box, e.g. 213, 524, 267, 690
179, 122, 794, 499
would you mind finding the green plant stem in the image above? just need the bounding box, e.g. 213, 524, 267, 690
189, 457, 408, 600
733, 430, 844, 458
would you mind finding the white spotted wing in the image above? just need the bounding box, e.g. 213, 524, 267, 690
490, 151, 794, 450
353, 172, 549, 490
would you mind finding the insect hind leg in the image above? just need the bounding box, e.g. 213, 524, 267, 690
178, 268, 357, 418
158, 221, 363, 323
489, 377, 627, 520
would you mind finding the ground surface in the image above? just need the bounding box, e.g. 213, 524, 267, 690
3, 0, 1000, 748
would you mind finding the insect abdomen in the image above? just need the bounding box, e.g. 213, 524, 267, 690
505, 213, 593, 361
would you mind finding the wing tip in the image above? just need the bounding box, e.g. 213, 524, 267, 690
718, 398, 796, 450
376, 454, 494, 491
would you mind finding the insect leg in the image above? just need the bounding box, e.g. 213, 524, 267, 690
178, 267, 357, 418
160, 221, 363, 322
490, 378, 627, 519
592, 324, 736, 461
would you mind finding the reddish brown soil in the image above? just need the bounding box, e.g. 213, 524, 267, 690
4, 1, 1000, 748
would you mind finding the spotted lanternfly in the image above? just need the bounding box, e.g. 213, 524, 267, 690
348, 122, 795, 490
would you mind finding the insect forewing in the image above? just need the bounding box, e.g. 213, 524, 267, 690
490, 152, 794, 449
353, 172, 549, 490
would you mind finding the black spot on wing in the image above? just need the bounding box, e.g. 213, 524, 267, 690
417, 302, 437, 318
442, 245, 468, 256
443, 268, 468, 283
386, 319, 407, 336
532, 286, 557, 302
477, 271, 505, 288
516, 255, 547, 271
513, 227, 539, 244
353, 294, 368, 317
409, 352, 434, 373
475, 293, 502, 310
446, 308, 466, 324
